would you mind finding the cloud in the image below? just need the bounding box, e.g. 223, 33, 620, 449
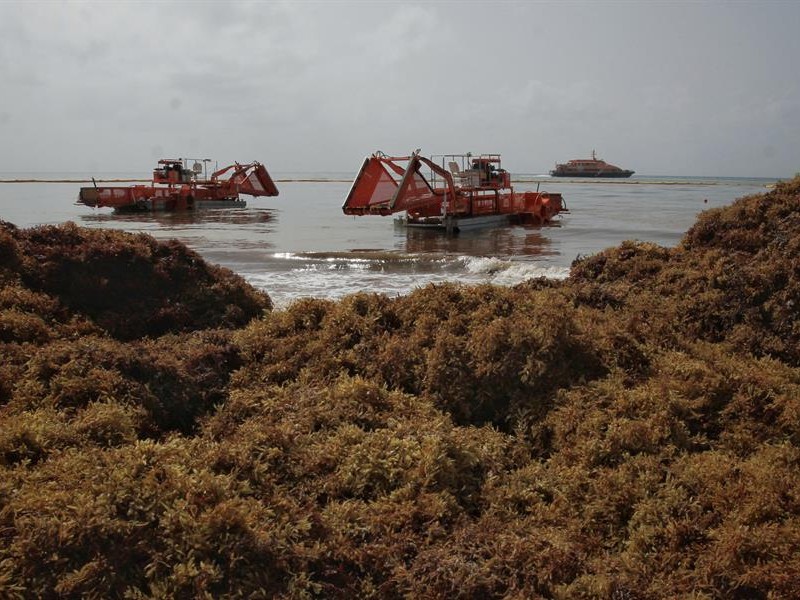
0, 1, 798, 177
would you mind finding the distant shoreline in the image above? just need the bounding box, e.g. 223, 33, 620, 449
0, 178, 354, 184
0, 179, 150, 184
0, 177, 778, 186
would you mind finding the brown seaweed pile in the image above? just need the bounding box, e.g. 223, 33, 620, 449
1, 178, 799, 598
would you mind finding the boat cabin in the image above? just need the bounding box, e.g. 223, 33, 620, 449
152, 158, 212, 185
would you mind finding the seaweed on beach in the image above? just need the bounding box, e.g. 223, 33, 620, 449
2, 221, 272, 340
1, 178, 800, 598
569, 177, 800, 366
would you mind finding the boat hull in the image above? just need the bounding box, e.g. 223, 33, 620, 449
550, 170, 634, 178
109, 198, 247, 212
398, 209, 563, 233
400, 213, 511, 233
78, 186, 247, 212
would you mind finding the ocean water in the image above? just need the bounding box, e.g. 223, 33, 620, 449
0, 172, 778, 307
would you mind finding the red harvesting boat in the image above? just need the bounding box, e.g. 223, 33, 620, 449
343, 151, 566, 233
78, 158, 279, 211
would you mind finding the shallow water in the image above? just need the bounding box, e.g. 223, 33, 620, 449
0, 173, 776, 307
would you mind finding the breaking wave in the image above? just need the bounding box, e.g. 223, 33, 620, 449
244, 252, 568, 308
462, 256, 570, 284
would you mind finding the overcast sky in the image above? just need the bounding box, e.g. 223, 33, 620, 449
1, 0, 798, 178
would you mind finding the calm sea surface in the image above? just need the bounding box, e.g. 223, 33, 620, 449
0, 172, 778, 307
